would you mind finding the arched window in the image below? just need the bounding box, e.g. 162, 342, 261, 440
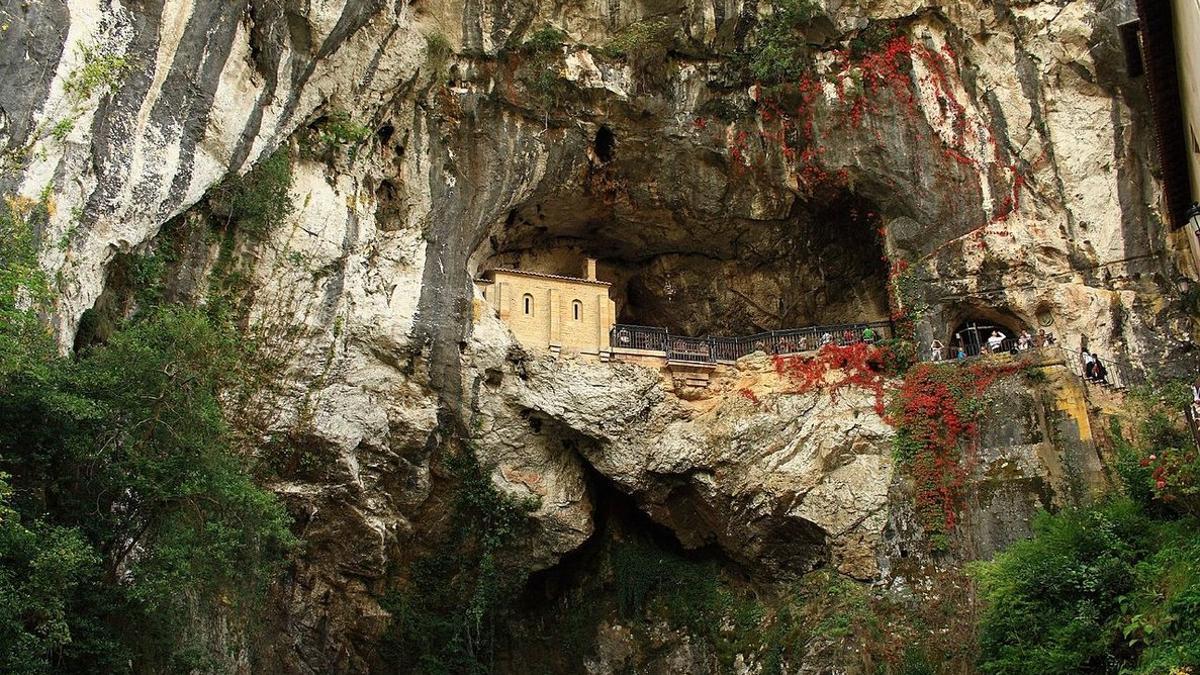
523, 294, 533, 315
572, 300, 582, 321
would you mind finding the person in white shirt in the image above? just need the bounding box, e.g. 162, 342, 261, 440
1081, 349, 1096, 380
930, 339, 944, 361
986, 331, 1004, 353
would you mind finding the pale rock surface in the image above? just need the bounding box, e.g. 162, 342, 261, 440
1, 0, 1191, 670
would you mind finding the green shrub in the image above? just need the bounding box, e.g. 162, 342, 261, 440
743, 0, 822, 83
973, 498, 1200, 674
377, 445, 538, 672
600, 18, 674, 59
0, 194, 54, 376
849, 21, 898, 59
522, 25, 567, 54
307, 111, 372, 153
63, 43, 128, 100
598, 17, 677, 92
973, 501, 1151, 673
425, 33, 453, 76
208, 148, 294, 238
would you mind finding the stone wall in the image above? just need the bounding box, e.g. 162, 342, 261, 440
480, 268, 617, 354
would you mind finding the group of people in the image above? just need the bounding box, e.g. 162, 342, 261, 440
928, 328, 1057, 362
765, 325, 884, 355
1081, 349, 1109, 384
925, 327, 1116, 386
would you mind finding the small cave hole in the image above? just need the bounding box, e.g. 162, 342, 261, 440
594, 126, 616, 163
376, 123, 395, 145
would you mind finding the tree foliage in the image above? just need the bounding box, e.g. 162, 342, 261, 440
0, 201, 296, 671
208, 148, 295, 238
973, 394, 1200, 674
743, 0, 822, 83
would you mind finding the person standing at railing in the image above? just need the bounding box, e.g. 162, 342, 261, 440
987, 331, 1004, 353
862, 325, 878, 344
1017, 330, 1033, 351
930, 338, 944, 362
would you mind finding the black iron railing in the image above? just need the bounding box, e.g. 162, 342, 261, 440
918, 336, 1149, 392
609, 321, 895, 364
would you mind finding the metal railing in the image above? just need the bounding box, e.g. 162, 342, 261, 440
610, 321, 1153, 392
918, 336, 1149, 391
609, 321, 895, 364
1052, 345, 1147, 391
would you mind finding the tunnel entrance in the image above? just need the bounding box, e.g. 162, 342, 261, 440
473, 182, 891, 338
951, 320, 1018, 356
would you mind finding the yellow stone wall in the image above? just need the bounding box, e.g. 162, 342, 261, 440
1176, 0, 1200, 204
1173, 0, 1200, 275
479, 271, 617, 355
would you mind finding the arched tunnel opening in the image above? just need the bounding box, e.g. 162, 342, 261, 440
472, 182, 891, 338
949, 310, 1028, 356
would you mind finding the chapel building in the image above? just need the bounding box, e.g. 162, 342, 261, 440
476, 258, 617, 358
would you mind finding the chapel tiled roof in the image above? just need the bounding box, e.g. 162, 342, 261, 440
482, 267, 612, 287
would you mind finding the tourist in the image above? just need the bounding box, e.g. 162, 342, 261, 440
862, 325, 878, 344
1041, 329, 1056, 346
986, 331, 1004, 353
1092, 356, 1109, 385
843, 329, 855, 345
1017, 330, 1033, 351
1081, 349, 1096, 380
821, 332, 832, 347
930, 338, 944, 362
957, 344, 967, 359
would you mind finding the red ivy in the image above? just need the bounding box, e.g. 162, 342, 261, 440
772, 342, 892, 415
889, 362, 1022, 538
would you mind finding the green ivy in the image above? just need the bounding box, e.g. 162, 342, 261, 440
377, 445, 538, 673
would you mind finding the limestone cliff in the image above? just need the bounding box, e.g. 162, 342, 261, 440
1, 0, 1194, 671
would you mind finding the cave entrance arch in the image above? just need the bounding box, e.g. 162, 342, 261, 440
952, 319, 1019, 356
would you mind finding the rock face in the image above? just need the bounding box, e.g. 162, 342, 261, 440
2, 0, 1195, 671
471, 335, 897, 580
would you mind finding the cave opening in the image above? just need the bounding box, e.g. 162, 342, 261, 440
951, 319, 1019, 356
473, 182, 891, 338
593, 125, 616, 163
497, 432, 755, 673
